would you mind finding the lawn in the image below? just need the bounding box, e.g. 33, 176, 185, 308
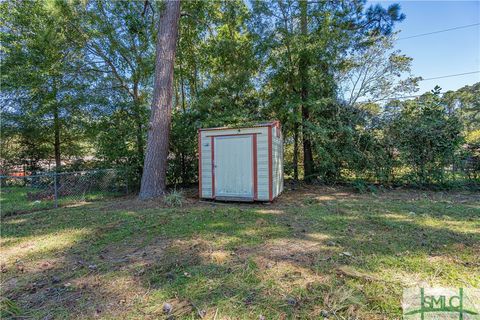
1, 186, 479, 319
0, 187, 123, 216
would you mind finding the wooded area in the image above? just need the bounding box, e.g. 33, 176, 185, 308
1, 2, 479, 318
1, 0, 479, 193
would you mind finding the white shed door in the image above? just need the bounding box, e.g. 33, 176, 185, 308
214, 135, 253, 198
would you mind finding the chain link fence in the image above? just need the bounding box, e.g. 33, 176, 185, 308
0, 169, 129, 216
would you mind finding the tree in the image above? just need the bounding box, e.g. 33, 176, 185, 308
338, 35, 420, 107
139, 0, 181, 199
392, 88, 463, 185
80, 0, 158, 177
252, 0, 405, 182
298, 0, 314, 181
1, 0, 88, 171
442, 83, 480, 131
3, 0, 473, 190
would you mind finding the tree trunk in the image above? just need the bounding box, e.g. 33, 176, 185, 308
293, 120, 299, 181
179, 56, 186, 112
132, 98, 145, 176
299, 0, 314, 182
139, 0, 181, 199
53, 104, 61, 172
136, 118, 144, 172
301, 106, 314, 182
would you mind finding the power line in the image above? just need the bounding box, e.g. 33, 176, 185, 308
357, 94, 426, 103
397, 23, 480, 40
421, 71, 480, 81
355, 70, 479, 103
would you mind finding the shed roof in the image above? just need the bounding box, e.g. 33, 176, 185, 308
199, 120, 279, 132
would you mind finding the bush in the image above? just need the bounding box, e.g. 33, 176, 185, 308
163, 189, 185, 207
352, 180, 378, 194
391, 94, 463, 185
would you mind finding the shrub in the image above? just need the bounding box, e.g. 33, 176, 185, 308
163, 189, 185, 207
352, 180, 378, 194
391, 92, 463, 185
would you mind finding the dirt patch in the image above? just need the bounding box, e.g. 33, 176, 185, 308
15, 273, 152, 319
98, 237, 171, 271
71, 273, 149, 317
234, 237, 334, 297
1, 236, 202, 319
235, 236, 337, 271
200, 249, 233, 265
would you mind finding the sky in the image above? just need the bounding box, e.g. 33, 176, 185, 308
370, 0, 480, 94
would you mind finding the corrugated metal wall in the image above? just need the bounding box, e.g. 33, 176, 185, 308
214, 135, 254, 198
272, 126, 284, 198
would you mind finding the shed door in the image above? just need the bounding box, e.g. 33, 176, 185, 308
214, 135, 253, 199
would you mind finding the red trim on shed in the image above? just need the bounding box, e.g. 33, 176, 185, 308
198, 130, 202, 198
252, 134, 258, 200
199, 121, 277, 132
268, 125, 273, 201
211, 136, 215, 199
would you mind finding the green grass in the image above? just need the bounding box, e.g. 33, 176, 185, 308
0, 186, 121, 216
1, 187, 479, 319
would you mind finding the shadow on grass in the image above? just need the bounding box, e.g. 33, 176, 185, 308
0, 186, 125, 218
1, 188, 479, 319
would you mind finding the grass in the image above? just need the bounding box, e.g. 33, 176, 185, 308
1, 186, 479, 319
0, 186, 122, 216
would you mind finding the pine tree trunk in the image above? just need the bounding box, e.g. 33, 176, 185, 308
301, 105, 314, 182
139, 0, 181, 199
299, 0, 314, 182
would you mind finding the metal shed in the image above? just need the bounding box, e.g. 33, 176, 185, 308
198, 121, 284, 202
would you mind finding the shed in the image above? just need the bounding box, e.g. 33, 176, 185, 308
198, 121, 284, 202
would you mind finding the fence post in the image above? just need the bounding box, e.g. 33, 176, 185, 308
54, 172, 58, 208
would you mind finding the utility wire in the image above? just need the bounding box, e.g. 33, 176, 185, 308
354, 24, 480, 103
370, 94, 432, 102
397, 23, 480, 40
421, 71, 480, 81
357, 94, 426, 103
356, 71, 479, 102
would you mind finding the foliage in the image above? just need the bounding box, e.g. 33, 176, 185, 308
337, 35, 420, 106
251, 0, 406, 181
391, 89, 464, 185
1, 0, 89, 171
1, 0, 477, 189
459, 129, 480, 181
167, 0, 261, 186
168, 111, 199, 185
442, 83, 480, 132
81, 0, 157, 179
163, 189, 185, 207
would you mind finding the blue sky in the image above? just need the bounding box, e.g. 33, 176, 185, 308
371, 0, 479, 93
